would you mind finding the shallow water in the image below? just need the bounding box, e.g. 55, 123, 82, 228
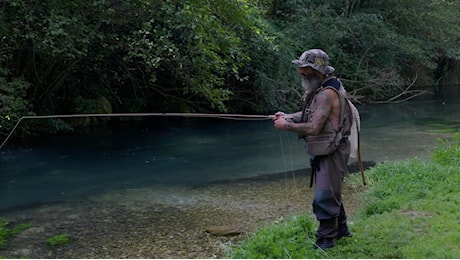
1, 96, 459, 211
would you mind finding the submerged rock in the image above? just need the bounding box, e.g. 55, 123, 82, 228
205, 225, 244, 236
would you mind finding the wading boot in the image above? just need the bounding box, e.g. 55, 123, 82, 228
336, 227, 353, 240
313, 237, 336, 250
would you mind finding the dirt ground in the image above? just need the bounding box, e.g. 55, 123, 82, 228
0, 170, 367, 259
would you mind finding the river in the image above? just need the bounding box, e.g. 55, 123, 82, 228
1, 93, 459, 211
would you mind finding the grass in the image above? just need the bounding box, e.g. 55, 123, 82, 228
0, 218, 31, 249
46, 234, 70, 248
1, 217, 71, 257
226, 133, 460, 258
46, 234, 71, 249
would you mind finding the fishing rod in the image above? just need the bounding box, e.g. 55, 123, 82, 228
0, 112, 275, 150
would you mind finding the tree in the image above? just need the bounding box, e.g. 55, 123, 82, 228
0, 0, 276, 136
265, 0, 460, 102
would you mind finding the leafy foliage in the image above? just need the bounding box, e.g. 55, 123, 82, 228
266, 0, 460, 101
0, 68, 32, 136
0, 0, 459, 137
0, 1, 278, 119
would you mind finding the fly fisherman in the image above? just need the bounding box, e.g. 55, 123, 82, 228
273, 49, 355, 250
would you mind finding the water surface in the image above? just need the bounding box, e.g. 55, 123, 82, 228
1, 96, 459, 211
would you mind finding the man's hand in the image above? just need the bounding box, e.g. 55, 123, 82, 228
273, 114, 288, 130
273, 111, 286, 121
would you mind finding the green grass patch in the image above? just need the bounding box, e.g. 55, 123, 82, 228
226, 133, 460, 258
227, 215, 317, 258
0, 218, 31, 249
46, 234, 71, 249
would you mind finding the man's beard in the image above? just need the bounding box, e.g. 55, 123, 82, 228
301, 74, 321, 95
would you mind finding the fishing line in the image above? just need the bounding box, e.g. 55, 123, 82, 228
287, 134, 302, 191
0, 112, 275, 150
279, 131, 301, 216
286, 132, 297, 189
278, 132, 289, 202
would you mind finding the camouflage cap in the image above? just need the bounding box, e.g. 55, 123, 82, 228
292, 49, 335, 75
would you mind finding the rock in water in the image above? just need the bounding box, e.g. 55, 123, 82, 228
205, 225, 243, 236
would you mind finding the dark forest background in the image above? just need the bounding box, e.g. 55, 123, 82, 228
1, 0, 459, 137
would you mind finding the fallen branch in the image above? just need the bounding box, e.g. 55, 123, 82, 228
369, 74, 433, 104
343, 73, 433, 104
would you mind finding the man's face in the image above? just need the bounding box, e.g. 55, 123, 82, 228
299, 67, 322, 93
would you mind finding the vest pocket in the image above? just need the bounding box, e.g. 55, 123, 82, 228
307, 132, 342, 156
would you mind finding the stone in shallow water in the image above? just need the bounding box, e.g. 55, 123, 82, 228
205, 225, 243, 236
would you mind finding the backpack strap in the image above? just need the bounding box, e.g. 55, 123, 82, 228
321, 77, 341, 91
318, 77, 349, 135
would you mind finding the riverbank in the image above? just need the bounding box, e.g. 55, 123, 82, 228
230, 143, 460, 258
0, 169, 367, 259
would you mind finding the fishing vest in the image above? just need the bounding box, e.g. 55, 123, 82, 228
301, 77, 353, 156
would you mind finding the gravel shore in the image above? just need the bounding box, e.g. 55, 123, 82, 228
0, 170, 365, 258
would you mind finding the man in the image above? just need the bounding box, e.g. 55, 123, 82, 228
273, 49, 354, 250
